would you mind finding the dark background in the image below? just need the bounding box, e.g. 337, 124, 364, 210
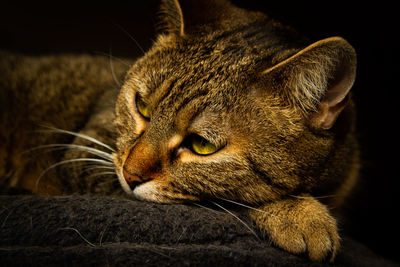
1, 0, 398, 262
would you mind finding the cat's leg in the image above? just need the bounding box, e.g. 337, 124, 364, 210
248, 195, 339, 262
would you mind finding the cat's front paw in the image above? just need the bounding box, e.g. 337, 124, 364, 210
249, 196, 339, 262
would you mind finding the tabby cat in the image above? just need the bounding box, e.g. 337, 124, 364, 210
0, 0, 358, 262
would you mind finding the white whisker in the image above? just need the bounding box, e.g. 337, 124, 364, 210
39, 126, 115, 152
217, 197, 271, 215
217, 197, 299, 230
192, 202, 222, 214
26, 144, 113, 161
78, 165, 115, 177
217, 197, 293, 223
210, 201, 260, 240
35, 158, 114, 191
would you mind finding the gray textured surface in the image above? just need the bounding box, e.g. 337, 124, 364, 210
0, 194, 396, 266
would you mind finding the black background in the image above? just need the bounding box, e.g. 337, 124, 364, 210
1, 0, 398, 262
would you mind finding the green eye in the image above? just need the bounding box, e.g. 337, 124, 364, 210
136, 95, 150, 119
191, 135, 218, 155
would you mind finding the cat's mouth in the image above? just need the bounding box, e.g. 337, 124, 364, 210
132, 181, 198, 203
122, 168, 153, 188
115, 164, 198, 203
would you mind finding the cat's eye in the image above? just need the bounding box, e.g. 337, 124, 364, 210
135, 95, 150, 120
190, 135, 218, 155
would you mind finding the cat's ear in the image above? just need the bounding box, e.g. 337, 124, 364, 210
159, 0, 231, 36
263, 37, 357, 130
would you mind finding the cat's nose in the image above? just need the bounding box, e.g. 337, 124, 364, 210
122, 138, 161, 190
122, 168, 153, 190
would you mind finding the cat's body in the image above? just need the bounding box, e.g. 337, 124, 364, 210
0, 51, 130, 195
0, 0, 358, 262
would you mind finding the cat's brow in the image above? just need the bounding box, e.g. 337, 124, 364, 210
173, 96, 207, 134
153, 77, 179, 107
167, 134, 183, 151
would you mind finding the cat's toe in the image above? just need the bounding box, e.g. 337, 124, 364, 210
305, 223, 340, 262
267, 223, 307, 255
249, 197, 340, 262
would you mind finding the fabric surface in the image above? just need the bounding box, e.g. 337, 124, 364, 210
0, 193, 396, 267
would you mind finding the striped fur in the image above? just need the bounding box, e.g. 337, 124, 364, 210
0, 0, 358, 262
114, 0, 358, 261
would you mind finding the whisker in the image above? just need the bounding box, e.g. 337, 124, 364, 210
78, 165, 115, 177
35, 158, 114, 191
99, 221, 112, 246
210, 201, 260, 240
108, 45, 121, 87
217, 197, 307, 236
59, 227, 96, 247
25, 144, 113, 161
217, 197, 272, 215
85, 171, 116, 180
82, 165, 115, 173
93, 51, 131, 67
113, 23, 146, 55
288, 194, 338, 200
192, 202, 222, 214
217, 197, 292, 225
38, 126, 116, 152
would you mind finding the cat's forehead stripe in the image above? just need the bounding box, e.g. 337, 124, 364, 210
156, 74, 212, 118
135, 20, 305, 136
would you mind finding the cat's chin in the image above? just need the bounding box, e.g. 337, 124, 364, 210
132, 182, 198, 203
116, 166, 198, 203
132, 183, 177, 203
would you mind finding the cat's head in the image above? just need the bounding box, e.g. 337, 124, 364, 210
113, 0, 356, 204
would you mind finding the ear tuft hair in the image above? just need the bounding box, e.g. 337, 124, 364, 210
263, 37, 356, 129
287, 47, 343, 112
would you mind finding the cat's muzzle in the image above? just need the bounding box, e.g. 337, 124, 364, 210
122, 168, 153, 190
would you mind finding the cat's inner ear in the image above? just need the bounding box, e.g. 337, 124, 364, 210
263, 37, 357, 130
160, 0, 231, 36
